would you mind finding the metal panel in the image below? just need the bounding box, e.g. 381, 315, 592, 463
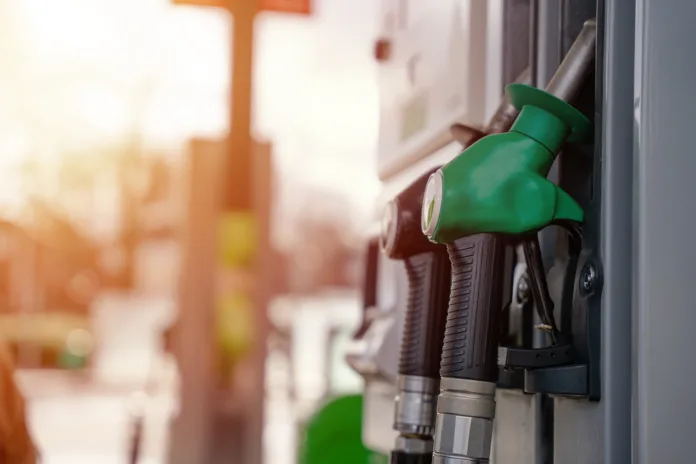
362, 378, 400, 455
501, 0, 531, 86
490, 391, 541, 464
535, 0, 562, 87
376, 0, 506, 179
594, 1, 633, 461
633, 1, 696, 463
554, 0, 635, 462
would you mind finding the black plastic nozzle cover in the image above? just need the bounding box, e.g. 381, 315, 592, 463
440, 234, 507, 383
401, 250, 451, 378
383, 168, 451, 379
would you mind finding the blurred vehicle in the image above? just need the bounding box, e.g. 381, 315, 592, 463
0, 206, 100, 369
24, 200, 103, 313
0, 313, 93, 370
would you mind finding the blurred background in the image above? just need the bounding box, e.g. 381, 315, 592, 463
0, 0, 381, 462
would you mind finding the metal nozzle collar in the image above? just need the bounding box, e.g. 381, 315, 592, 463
436, 378, 496, 419
432, 378, 496, 463
394, 436, 433, 455
393, 375, 439, 437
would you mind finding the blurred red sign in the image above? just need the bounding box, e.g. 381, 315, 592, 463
170, 0, 312, 14
170, 0, 226, 7
260, 0, 311, 14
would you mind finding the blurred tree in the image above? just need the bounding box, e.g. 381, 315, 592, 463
142, 158, 171, 204
283, 186, 363, 294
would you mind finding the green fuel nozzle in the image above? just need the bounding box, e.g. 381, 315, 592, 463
422, 84, 591, 244
425, 19, 596, 464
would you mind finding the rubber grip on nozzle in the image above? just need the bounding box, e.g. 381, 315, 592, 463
440, 234, 506, 382
398, 251, 452, 378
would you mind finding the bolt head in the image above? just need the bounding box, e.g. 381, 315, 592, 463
581, 265, 596, 291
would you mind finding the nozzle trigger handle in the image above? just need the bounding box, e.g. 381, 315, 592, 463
400, 251, 452, 378
440, 234, 507, 382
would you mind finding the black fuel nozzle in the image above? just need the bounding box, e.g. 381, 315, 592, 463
382, 168, 451, 463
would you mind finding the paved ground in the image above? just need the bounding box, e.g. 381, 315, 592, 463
19, 368, 175, 464
16, 293, 178, 463
13, 292, 305, 464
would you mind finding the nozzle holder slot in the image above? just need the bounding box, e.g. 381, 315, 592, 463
524, 364, 589, 398
495, 81, 602, 400
525, 251, 602, 401
498, 344, 574, 370
496, 240, 602, 400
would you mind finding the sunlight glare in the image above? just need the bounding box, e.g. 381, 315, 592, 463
78, 91, 132, 139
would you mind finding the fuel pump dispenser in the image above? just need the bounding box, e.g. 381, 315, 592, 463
359, 0, 696, 462
420, 21, 596, 463
380, 169, 451, 463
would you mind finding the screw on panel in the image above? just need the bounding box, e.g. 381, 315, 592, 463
581, 264, 596, 292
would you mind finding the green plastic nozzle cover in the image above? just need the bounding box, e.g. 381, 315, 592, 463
299, 394, 386, 464
423, 84, 591, 244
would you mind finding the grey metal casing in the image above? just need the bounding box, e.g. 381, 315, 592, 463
632, 1, 696, 463
548, 0, 696, 463
490, 391, 541, 464
557, 2, 696, 463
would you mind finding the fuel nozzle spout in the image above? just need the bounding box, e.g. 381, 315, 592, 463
381, 169, 452, 463
423, 19, 597, 464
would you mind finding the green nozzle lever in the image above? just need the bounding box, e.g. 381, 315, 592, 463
422, 84, 591, 243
